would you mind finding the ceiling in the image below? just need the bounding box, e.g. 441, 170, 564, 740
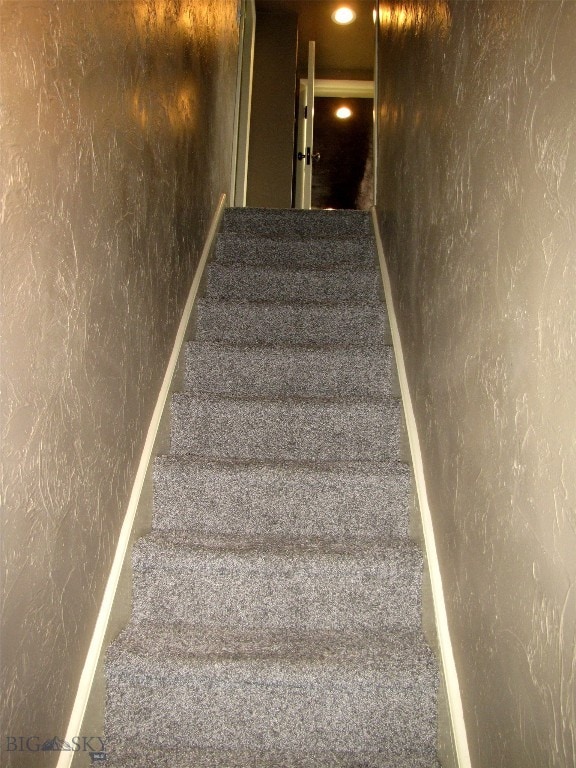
255, 0, 376, 78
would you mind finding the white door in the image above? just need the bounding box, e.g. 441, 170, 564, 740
295, 41, 316, 209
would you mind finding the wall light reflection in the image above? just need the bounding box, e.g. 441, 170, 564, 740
130, 1, 206, 135
379, 1, 451, 34
134, 0, 237, 43
131, 87, 149, 130
130, 76, 197, 134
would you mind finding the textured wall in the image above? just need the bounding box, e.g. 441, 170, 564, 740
376, 2, 575, 766
0, 0, 239, 761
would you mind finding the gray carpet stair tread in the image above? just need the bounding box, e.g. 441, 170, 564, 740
153, 456, 410, 539
195, 298, 390, 345
130, 531, 422, 630
170, 394, 401, 460
184, 341, 393, 398
106, 624, 436, 758
205, 263, 381, 302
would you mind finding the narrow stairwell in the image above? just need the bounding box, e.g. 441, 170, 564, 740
105, 207, 438, 767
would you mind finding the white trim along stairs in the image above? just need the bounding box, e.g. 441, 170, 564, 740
59, 195, 227, 768
371, 208, 471, 768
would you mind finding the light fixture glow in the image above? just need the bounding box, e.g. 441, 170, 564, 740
331, 6, 356, 24
336, 106, 352, 119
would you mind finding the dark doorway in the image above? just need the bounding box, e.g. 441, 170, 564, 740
311, 96, 373, 210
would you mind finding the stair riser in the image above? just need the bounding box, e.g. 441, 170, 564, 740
215, 235, 374, 268
170, 398, 400, 461
106, 675, 436, 756
184, 344, 393, 399
102, 749, 437, 768
221, 208, 371, 238
153, 461, 410, 539
205, 264, 381, 303
195, 301, 390, 346
131, 550, 422, 630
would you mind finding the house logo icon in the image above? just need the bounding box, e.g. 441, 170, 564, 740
40, 738, 72, 751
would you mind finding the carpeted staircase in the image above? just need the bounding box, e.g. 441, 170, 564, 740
105, 207, 438, 767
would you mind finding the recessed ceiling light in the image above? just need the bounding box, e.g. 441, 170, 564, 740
331, 7, 356, 25
336, 106, 352, 119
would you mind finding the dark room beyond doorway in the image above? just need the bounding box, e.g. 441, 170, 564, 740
311, 96, 373, 210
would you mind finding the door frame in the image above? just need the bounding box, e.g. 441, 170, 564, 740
230, 0, 256, 207
295, 41, 316, 209
304, 79, 374, 99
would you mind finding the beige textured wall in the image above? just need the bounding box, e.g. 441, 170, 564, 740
0, 0, 239, 761
376, 2, 575, 766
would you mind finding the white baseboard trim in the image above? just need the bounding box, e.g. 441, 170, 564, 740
370, 207, 472, 768
57, 193, 227, 768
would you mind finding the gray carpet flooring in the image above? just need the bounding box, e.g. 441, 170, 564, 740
105, 207, 438, 767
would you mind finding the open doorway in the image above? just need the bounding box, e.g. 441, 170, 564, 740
311, 95, 373, 209
245, 0, 376, 209
295, 77, 374, 210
